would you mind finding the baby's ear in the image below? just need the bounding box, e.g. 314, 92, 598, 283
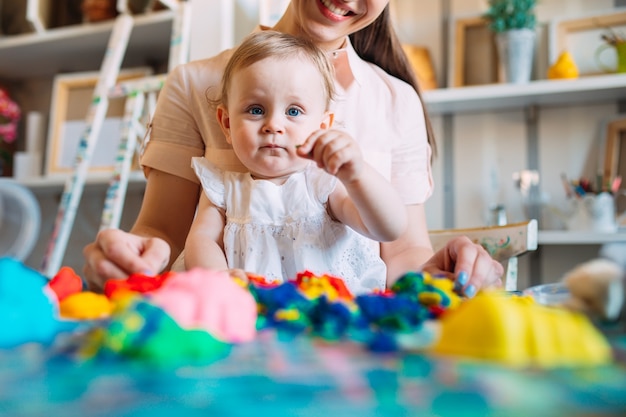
320, 112, 334, 129
216, 105, 232, 143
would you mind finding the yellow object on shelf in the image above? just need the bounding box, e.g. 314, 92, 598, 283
547, 51, 579, 79
402, 44, 438, 90
429, 291, 612, 368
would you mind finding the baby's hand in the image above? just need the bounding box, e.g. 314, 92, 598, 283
296, 129, 364, 183
227, 268, 250, 285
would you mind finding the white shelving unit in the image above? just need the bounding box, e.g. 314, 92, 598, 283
14, 171, 146, 191
538, 230, 626, 245
0, 9, 174, 80
421, 73, 626, 248
423, 73, 626, 115
421, 74, 626, 247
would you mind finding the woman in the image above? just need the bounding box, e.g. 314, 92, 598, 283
83, 0, 503, 295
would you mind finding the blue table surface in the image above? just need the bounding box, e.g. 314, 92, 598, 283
2, 327, 626, 417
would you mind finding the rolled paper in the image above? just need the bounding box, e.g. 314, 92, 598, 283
13, 152, 42, 179
25, 112, 46, 155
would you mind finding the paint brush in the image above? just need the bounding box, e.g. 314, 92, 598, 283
560, 173, 574, 198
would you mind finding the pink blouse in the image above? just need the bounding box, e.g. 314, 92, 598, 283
141, 35, 433, 205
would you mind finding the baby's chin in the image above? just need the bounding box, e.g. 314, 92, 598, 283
249, 163, 309, 183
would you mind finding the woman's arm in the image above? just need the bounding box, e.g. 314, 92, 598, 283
82, 169, 200, 291
381, 204, 504, 294
380, 204, 433, 286
134, 169, 201, 265
184, 193, 229, 271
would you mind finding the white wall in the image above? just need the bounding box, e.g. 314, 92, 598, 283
189, 0, 281, 61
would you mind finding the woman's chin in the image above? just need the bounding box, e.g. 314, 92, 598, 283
316, 0, 352, 23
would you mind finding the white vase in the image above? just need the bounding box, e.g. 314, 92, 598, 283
495, 28, 536, 84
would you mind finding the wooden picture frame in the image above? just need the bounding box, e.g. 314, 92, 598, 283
602, 117, 626, 212
548, 9, 626, 76
44, 67, 152, 177
448, 15, 501, 88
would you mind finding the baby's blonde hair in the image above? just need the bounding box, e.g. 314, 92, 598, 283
219, 31, 336, 109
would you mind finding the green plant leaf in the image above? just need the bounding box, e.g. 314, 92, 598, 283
484, 0, 537, 33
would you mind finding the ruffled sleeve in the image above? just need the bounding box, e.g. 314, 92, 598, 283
191, 157, 225, 209
305, 165, 337, 205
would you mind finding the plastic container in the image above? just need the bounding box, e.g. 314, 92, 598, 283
0, 180, 41, 261
523, 283, 570, 306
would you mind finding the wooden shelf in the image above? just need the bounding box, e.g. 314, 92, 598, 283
0, 10, 174, 80
538, 230, 626, 245
423, 73, 626, 115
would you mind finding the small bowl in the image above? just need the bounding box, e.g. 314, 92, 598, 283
523, 283, 570, 306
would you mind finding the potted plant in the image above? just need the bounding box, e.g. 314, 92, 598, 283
484, 0, 537, 84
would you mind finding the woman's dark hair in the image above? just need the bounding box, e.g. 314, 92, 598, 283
349, 5, 436, 158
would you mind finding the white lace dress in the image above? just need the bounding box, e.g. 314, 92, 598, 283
191, 157, 387, 295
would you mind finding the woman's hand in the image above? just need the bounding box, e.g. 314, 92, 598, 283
420, 236, 504, 297
82, 228, 171, 292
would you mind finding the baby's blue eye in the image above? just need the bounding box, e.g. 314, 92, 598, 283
287, 107, 301, 117
248, 106, 263, 115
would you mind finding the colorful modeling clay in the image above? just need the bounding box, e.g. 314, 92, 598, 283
0, 258, 75, 348
295, 270, 354, 301
97, 298, 231, 366
430, 291, 613, 368
59, 292, 113, 320
47, 266, 83, 301
356, 293, 428, 332
149, 268, 257, 343
104, 271, 175, 298
392, 271, 462, 313
248, 271, 458, 346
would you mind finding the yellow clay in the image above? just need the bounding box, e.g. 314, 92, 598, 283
299, 276, 340, 301
430, 291, 612, 368
423, 274, 463, 309
59, 292, 113, 320
275, 308, 302, 321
